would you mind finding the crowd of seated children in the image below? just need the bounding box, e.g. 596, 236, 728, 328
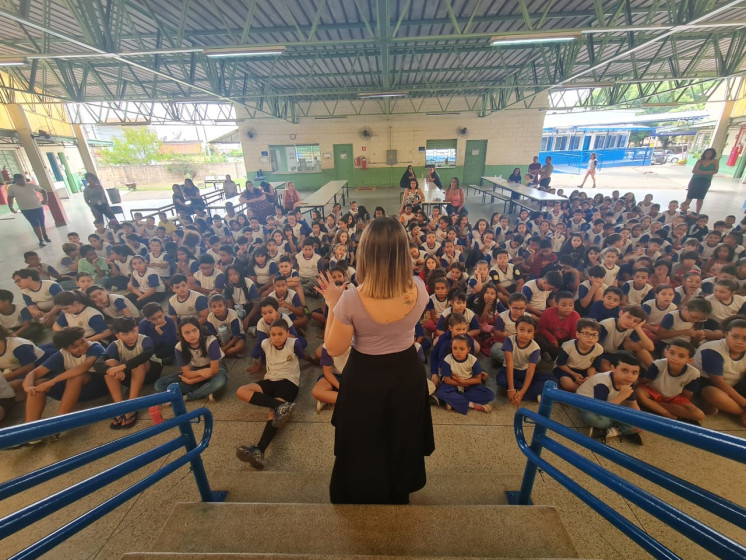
6, 178, 746, 457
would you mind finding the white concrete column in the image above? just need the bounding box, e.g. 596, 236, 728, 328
72, 123, 99, 175
6, 103, 68, 225
710, 99, 736, 157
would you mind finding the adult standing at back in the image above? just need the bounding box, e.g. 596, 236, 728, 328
578, 153, 598, 188
316, 217, 434, 504
538, 156, 554, 189
223, 174, 238, 199
83, 173, 116, 223
7, 174, 50, 248
182, 178, 205, 211
684, 148, 719, 214
526, 156, 541, 185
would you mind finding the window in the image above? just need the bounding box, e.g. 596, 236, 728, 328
0, 150, 21, 175
569, 135, 581, 150
554, 136, 568, 151
425, 139, 457, 167
540, 136, 552, 151
593, 135, 606, 149
268, 144, 322, 173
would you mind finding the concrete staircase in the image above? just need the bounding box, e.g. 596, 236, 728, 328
120, 470, 582, 559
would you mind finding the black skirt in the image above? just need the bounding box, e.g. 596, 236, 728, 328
330, 345, 435, 504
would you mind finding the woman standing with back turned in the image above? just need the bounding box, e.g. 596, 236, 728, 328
316, 217, 434, 504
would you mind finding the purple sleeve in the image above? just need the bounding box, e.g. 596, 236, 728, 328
88, 314, 109, 334
700, 349, 724, 376
147, 273, 160, 288
659, 314, 675, 329
528, 349, 541, 364
269, 262, 279, 275
215, 273, 226, 290
13, 343, 39, 366
230, 318, 242, 337
49, 282, 63, 296
472, 361, 484, 376
207, 339, 222, 361
320, 347, 333, 367
333, 290, 353, 326
293, 338, 307, 360
593, 385, 611, 401
175, 347, 185, 368
195, 295, 208, 312
502, 337, 514, 352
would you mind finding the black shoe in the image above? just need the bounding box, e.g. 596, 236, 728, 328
429, 394, 441, 406
43, 236, 51, 243
38, 241, 46, 248
622, 433, 644, 446
271, 401, 296, 428
236, 444, 264, 469
589, 428, 607, 442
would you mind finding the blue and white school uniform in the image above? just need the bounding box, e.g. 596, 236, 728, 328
659, 310, 701, 343
168, 290, 208, 320
693, 339, 746, 387
225, 278, 259, 307
598, 317, 640, 354
94, 242, 112, 259
0, 337, 45, 373
193, 269, 226, 292
21, 280, 63, 312
319, 345, 351, 388
40, 342, 108, 401
575, 280, 608, 304
622, 281, 653, 305
296, 253, 323, 281
131, 267, 166, 294
154, 336, 227, 401
554, 339, 603, 380
56, 307, 108, 338
251, 261, 279, 286
98, 293, 140, 319
577, 371, 636, 404
644, 359, 700, 398
489, 264, 521, 291
440, 251, 463, 269
206, 308, 244, 340
602, 264, 620, 288
434, 353, 494, 414
494, 310, 527, 337
0, 305, 32, 330
147, 251, 171, 279
641, 300, 677, 327
260, 337, 307, 387
673, 286, 701, 306
420, 241, 441, 257
103, 334, 162, 380
436, 307, 480, 332
425, 294, 450, 317
269, 289, 302, 318
112, 256, 133, 277
496, 335, 552, 400
251, 313, 300, 359
705, 293, 746, 323
521, 279, 551, 313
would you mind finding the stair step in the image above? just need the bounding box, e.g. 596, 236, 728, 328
149, 503, 579, 558
125, 554, 586, 560
209, 471, 522, 505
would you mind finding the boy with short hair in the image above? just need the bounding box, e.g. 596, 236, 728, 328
536, 290, 580, 359
434, 290, 480, 341
269, 276, 307, 331
168, 273, 209, 325
598, 305, 654, 370
236, 319, 308, 469
138, 302, 177, 364
577, 350, 644, 444
206, 294, 246, 358
24, 250, 63, 283
191, 254, 226, 296
589, 286, 623, 322
489, 250, 524, 304
430, 312, 476, 387
658, 298, 711, 345
246, 298, 301, 373
576, 265, 608, 312
636, 339, 704, 424
0, 289, 37, 339
97, 317, 163, 429
52, 291, 111, 342
521, 270, 563, 317
622, 267, 653, 305
23, 326, 108, 425
295, 239, 323, 296
434, 333, 494, 414
555, 318, 604, 392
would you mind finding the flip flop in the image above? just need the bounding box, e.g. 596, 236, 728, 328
109, 415, 124, 429
118, 412, 138, 429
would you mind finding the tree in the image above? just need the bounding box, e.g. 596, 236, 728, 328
100, 127, 161, 165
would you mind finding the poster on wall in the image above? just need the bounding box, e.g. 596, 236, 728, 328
323, 153, 332, 159
418, 146, 425, 151
340, 153, 347, 159
260, 151, 269, 156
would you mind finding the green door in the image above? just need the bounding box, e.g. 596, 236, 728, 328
463, 140, 487, 187
333, 144, 354, 182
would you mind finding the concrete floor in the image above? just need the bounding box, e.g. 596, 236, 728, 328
1, 164, 745, 560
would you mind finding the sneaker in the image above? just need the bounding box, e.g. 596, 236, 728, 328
38, 241, 46, 248
43, 236, 51, 243
236, 445, 264, 469
272, 401, 296, 428
622, 432, 644, 446
316, 399, 326, 413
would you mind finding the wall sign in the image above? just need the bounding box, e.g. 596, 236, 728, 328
260, 150, 269, 156
290, 134, 296, 140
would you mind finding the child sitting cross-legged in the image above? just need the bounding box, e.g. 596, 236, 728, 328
154, 318, 229, 402
589, 286, 624, 322
206, 293, 246, 359
23, 326, 108, 426
636, 339, 705, 424
496, 315, 554, 406
434, 333, 494, 414
577, 350, 644, 444
555, 318, 604, 393
97, 317, 163, 429
246, 298, 302, 374
137, 302, 177, 364
236, 319, 308, 469
430, 312, 476, 391
597, 305, 655, 371
490, 292, 529, 367
312, 344, 351, 413
535, 290, 580, 360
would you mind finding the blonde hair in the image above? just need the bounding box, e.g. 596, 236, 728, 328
356, 217, 412, 298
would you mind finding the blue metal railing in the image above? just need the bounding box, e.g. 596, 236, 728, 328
0, 384, 226, 560
510, 381, 746, 560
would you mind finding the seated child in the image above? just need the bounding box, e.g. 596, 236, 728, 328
191, 254, 226, 297
98, 317, 163, 429
0, 289, 39, 340
490, 292, 529, 367
127, 255, 166, 309
138, 302, 177, 364
622, 267, 653, 305
13, 268, 63, 326
576, 265, 607, 313
154, 317, 228, 402
521, 270, 563, 317
206, 294, 246, 359
86, 284, 140, 319
598, 305, 654, 371
641, 284, 677, 342
312, 345, 351, 412
52, 291, 111, 342
576, 350, 643, 444
636, 339, 704, 423
295, 239, 323, 296
658, 298, 711, 345
0, 325, 50, 412
555, 318, 604, 392
424, 277, 450, 333
434, 334, 494, 414
23, 327, 108, 424
269, 276, 308, 332
496, 315, 554, 406
693, 318, 746, 426
706, 278, 746, 324
589, 286, 623, 321
434, 290, 481, 342
247, 298, 301, 373
168, 274, 209, 325
24, 250, 64, 282
77, 244, 109, 281
536, 290, 580, 359
236, 319, 307, 469
430, 313, 476, 388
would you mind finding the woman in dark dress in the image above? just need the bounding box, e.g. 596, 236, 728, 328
399, 165, 416, 189
182, 178, 205, 211
316, 217, 434, 504
172, 184, 191, 214
239, 181, 275, 224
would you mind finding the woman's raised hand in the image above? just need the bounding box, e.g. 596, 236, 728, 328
315, 270, 348, 308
